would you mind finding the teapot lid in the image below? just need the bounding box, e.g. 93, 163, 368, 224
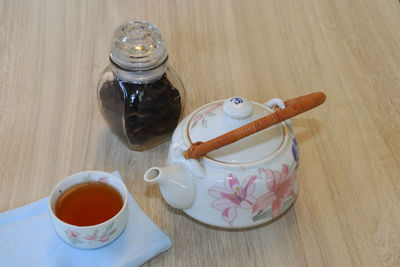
186, 97, 286, 164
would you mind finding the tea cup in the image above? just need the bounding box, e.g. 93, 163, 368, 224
48, 171, 129, 249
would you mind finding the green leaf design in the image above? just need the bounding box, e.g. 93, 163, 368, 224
252, 209, 272, 222
106, 221, 115, 231
71, 238, 83, 244
67, 235, 83, 244
252, 197, 294, 222
108, 228, 117, 236
190, 121, 198, 129
281, 197, 294, 211
290, 161, 298, 174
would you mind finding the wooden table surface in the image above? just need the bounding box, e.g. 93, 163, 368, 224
1, 0, 400, 266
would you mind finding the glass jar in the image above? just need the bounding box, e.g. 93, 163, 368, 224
97, 21, 185, 151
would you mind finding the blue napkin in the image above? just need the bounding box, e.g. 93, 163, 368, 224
0, 172, 171, 267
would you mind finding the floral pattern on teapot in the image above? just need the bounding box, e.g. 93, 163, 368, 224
252, 164, 297, 218
208, 174, 257, 225
208, 164, 298, 226
190, 103, 223, 129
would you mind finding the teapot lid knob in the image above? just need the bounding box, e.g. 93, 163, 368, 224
223, 97, 253, 119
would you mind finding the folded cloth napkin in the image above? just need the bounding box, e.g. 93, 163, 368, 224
0, 172, 171, 267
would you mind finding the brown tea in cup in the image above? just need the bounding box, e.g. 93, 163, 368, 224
55, 182, 123, 226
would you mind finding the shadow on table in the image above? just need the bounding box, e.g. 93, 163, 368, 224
172, 197, 298, 232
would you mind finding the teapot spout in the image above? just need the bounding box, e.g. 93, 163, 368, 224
144, 164, 195, 210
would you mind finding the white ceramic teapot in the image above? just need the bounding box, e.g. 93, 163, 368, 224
144, 92, 325, 228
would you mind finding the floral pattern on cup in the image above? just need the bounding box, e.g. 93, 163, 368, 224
64, 221, 117, 245
208, 174, 257, 225
81, 173, 109, 184
208, 164, 297, 225
65, 229, 83, 245
49, 171, 129, 249
98, 176, 109, 184
190, 103, 223, 129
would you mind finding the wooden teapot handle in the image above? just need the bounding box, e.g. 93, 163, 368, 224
183, 91, 326, 159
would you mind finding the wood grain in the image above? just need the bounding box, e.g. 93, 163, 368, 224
0, 0, 399, 266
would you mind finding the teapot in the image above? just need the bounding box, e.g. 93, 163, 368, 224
144, 92, 325, 228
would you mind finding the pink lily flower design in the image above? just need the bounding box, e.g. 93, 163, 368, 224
190, 103, 223, 129
252, 164, 296, 218
99, 233, 110, 242
84, 234, 97, 241
208, 174, 257, 225
66, 229, 80, 239
98, 177, 108, 184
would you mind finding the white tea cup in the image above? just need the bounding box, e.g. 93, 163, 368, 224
48, 171, 129, 249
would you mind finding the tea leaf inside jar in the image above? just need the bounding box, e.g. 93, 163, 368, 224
99, 73, 181, 150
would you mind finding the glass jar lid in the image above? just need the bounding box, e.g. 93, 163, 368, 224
110, 21, 168, 71
186, 97, 286, 164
